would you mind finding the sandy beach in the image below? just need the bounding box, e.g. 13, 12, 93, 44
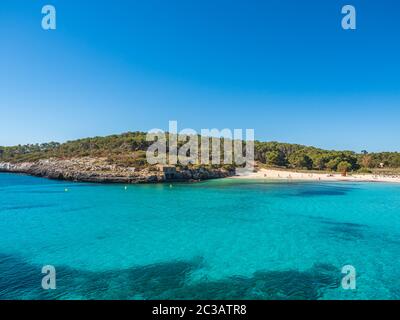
231, 168, 400, 184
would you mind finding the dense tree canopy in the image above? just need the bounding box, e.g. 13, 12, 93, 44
1, 132, 400, 172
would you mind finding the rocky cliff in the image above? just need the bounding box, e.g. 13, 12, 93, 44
0, 158, 234, 183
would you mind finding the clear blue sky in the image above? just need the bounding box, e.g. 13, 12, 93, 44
1, 0, 399, 152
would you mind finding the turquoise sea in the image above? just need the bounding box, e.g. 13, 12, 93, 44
1, 172, 400, 299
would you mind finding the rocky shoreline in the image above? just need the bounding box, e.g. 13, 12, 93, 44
0, 157, 235, 184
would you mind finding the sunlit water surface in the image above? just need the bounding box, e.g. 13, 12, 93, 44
1, 173, 400, 299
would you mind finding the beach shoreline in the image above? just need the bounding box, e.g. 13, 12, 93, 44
231, 168, 400, 184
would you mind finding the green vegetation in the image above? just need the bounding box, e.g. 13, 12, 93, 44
1, 132, 400, 173
254, 141, 400, 173
0, 132, 151, 167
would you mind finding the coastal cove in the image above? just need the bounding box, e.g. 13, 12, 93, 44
1, 173, 400, 299
2, 160, 400, 185
3, 0, 400, 304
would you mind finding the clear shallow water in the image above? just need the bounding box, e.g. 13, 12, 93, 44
1, 173, 400, 300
